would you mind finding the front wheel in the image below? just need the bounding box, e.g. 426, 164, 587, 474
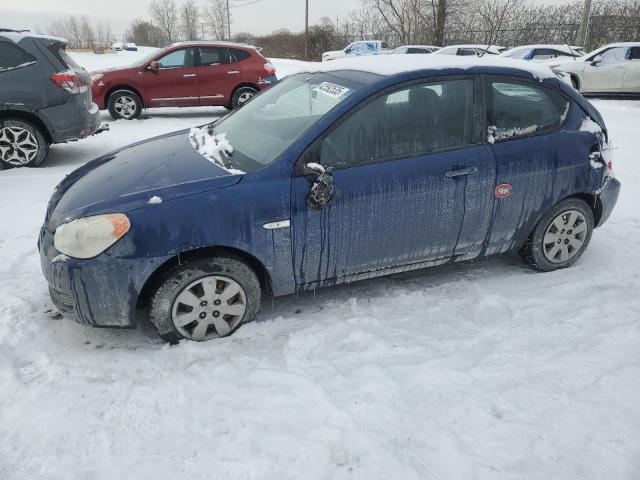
107, 90, 142, 120
520, 198, 594, 272
149, 256, 262, 343
231, 86, 258, 109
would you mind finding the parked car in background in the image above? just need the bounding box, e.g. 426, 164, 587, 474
554, 42, 640, 95
436, 44, 506, 56
391, 45, 440, 54
501, 44, 584, 63
123, 42, 138, 52
91, 41, 277, 119
322, 40, 389, 62
0, 29, 104, 168
111, 41, 123, 51
40, 55, 619, 343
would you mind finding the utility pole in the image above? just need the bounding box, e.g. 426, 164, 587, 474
577, 0, 592, 48
304, 0, 309, 60
227, 0, 231, 40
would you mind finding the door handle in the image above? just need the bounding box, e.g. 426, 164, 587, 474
445, 166, 479, 178
183, 74, 196, 78
227, 71, 240, 75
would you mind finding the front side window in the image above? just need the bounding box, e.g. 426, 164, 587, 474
205, 73, 363, 172
199, 47, 230, 66
156, 48, 194, 69
316, 79, 477, 169
488, 80, 569, 142
458, 48, 478, 56
598, 47, 628, 65
0, 41, 36, 72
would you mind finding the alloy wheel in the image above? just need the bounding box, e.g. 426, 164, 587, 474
0, 126, 39, 166
171, 275, 247, 341
114, 95, 138, 119
542, 210, 588, 263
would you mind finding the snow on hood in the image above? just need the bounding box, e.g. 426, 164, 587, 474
189, 125, 245, 175
308, 54, 557, 81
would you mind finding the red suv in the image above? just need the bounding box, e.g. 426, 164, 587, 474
91, 42, 277, 120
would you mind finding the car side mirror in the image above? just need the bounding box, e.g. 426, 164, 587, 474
590, 55, 603, 66
147, 61, 160, 71
302, 163, 337, 210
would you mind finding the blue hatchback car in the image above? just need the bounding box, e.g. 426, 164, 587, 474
39, 55, 620, 342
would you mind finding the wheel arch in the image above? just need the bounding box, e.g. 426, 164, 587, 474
0, 110, 52, 143
136, 245, 273, 311
569, 73, 581, 91
105, 85, 145, 108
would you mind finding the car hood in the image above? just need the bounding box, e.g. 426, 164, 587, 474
45, 129, 242, 231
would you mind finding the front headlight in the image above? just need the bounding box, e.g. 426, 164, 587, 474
54, 213, 130, 259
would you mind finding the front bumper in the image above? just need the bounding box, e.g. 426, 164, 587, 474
38, 227, 168, 328
596, 176, 621, 227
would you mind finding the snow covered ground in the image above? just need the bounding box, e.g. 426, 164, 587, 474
1, 52, 639, 480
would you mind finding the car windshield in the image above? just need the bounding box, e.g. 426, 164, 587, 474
204, 73, 364, 172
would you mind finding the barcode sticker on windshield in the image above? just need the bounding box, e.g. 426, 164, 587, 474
316, 82, 350, 98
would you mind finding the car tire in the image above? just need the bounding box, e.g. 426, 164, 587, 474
107, 90, 143, 120
149, 255, 262, 343
0, 118, 49, 168
520, 198, 594, 272
231, 86, 258, 109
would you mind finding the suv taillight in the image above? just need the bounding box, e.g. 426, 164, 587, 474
264, 63, 276, 76
50, 70, 88, 94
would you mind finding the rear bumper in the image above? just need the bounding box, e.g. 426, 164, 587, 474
596, 176, 621, 227
40, 95, 101, 143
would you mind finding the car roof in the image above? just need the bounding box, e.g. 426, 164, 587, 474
306, 54, 556, 81
502, 44, 584, 55
0, 30, 67, 45
167, 40, 257, 50
438, 44, 504, 51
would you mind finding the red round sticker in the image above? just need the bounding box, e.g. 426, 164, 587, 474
495, 183, 513, 198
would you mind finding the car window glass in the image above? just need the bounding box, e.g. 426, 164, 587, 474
628, 47, 640, 60
506, 49, 530, 60
199, 47, 230, 66
230, 49, 251, 61
156, 48, 194, 69
532, 49, 557, 59
319, 79, 476, 169
458, 48, 477, 56
0, 42, 36, 71
598, 47, 628, 65
407, 48, 427, 54
488, 81, 569, 142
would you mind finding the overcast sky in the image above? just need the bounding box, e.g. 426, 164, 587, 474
0, 0, 362, 38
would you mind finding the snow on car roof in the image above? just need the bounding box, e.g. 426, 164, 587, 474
436, 44, 505, 52
0, 31, 67, 45
502, 44, 584, 55
308, 54, 557, 81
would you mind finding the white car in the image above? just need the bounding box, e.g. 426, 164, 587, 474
391, 45, 440, 55
501, 45, 584, 63
111, 42, 123, 51
322, 40, 388, 62
435, 45, 505, 56
554, 42, 640, 94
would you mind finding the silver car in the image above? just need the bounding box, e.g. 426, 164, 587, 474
554, 42, 640, 95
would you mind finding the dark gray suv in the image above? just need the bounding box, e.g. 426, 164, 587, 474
0, 29, 104, 168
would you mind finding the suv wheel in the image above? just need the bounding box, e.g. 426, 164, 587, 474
149, 255, 262, 343
108, 90, 142, 120
0, 119, 48, 168
231, 86, 257, 109
520, 198, 594, 272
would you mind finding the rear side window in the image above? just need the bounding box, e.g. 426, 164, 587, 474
199, 47, 230, 66
0, 41, 36, 72
46, 43, 80, 69
458, 48, 478, 56
488, 80, 569, 142
629, 47, 640, 60
230, 49, 251, 61
319, 79, 477, 169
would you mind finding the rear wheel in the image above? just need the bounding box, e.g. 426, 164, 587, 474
520, 198, 594, 272
0, 119, 48, 168
107, 90, 142, 120
231, 86, 258, 109
149, 255, 262, 343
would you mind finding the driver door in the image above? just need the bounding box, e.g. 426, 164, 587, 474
143, 47, 199, 107
290, 78, 495, 289
582, 47, 628, 93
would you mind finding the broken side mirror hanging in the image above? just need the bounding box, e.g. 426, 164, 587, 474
303, 163, 337, 211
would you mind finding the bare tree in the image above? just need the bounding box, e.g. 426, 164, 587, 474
46, 15, 112, 52
127, 19, 168, 47
149, 0, 179, 43
203, 0, 230, 40
180, 0, 199, 41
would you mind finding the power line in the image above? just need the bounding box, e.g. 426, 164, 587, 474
230, 0, 265, 8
